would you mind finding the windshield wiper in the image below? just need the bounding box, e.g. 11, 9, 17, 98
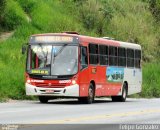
54, 44, 68, 57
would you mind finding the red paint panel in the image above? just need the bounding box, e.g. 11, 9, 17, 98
79, 68, 90, 97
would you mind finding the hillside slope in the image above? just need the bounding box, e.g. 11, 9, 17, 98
0, 0, 160, 101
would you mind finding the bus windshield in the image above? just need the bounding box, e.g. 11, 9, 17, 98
27, 44, 78, 76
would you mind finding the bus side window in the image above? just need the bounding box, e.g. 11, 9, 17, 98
99, 45, 108, 65
89, 44, 99, 65
127, 49, 134, 67
109, 46, 117, 66
118, 47, 126, 67
135, 50, 141, 68
80, 46, 88, 70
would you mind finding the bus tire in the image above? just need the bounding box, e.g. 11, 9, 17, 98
38, 96, 48, 103
111, 83, 127, 102
78, 83, 95, 104
86, 83, 95, 104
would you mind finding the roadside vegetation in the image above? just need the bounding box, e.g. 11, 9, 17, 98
0, 0, 160, 101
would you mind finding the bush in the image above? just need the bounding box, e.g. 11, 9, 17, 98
1, 0, 27, 30
149, 0, 160, 21
16, 0, 37, 14
0, 0, 6, 30
0, 0, 6, 14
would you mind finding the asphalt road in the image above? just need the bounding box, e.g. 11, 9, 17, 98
0, 98, 160, 129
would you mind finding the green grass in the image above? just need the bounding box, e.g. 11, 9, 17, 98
0, 38, 26, 101
0, 0, 160, 101
140, 63, 160, 98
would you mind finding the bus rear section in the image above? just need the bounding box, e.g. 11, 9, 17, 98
78, 41, 142, 103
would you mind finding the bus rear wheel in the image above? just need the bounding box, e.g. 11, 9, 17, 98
111, 83, 127, 102
38, 96, 48, 103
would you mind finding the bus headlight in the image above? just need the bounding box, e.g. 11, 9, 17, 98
72, 80, 76, 85
27, 79, 31, 84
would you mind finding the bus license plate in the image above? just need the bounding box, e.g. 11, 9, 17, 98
46, 90, 54, 93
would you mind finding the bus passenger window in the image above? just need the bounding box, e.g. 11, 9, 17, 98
99, 45, 108, 65
89, 44, 99, 65
80, 47, 88, 70
118, 47, 126, 67
135, 50, 141, 68
109, 46, 117, 66
127, 49, 134, 67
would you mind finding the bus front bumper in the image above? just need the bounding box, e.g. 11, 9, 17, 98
25, 83, 79, 97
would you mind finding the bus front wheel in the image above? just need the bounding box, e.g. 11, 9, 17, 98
86, 83, 95, 104
78, 83, 95, 104
38, 96, 48, 103
111, 83, 127, 102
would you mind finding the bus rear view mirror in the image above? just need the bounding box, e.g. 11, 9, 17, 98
22, 45, 27, 54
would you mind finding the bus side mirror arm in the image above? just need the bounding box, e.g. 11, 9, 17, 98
22, 44, 28, 54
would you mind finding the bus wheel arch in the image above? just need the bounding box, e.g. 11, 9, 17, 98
78, 80, 95, 104
90, 80, 96, 95
86, 80, 95, 104
112, 81, 128, 102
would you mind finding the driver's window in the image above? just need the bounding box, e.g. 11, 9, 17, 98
80, 46, 88, 70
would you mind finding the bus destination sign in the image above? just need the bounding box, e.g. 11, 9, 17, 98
30, 35, 76, 44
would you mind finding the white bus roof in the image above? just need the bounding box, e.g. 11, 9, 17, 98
119, 41, 141, 50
